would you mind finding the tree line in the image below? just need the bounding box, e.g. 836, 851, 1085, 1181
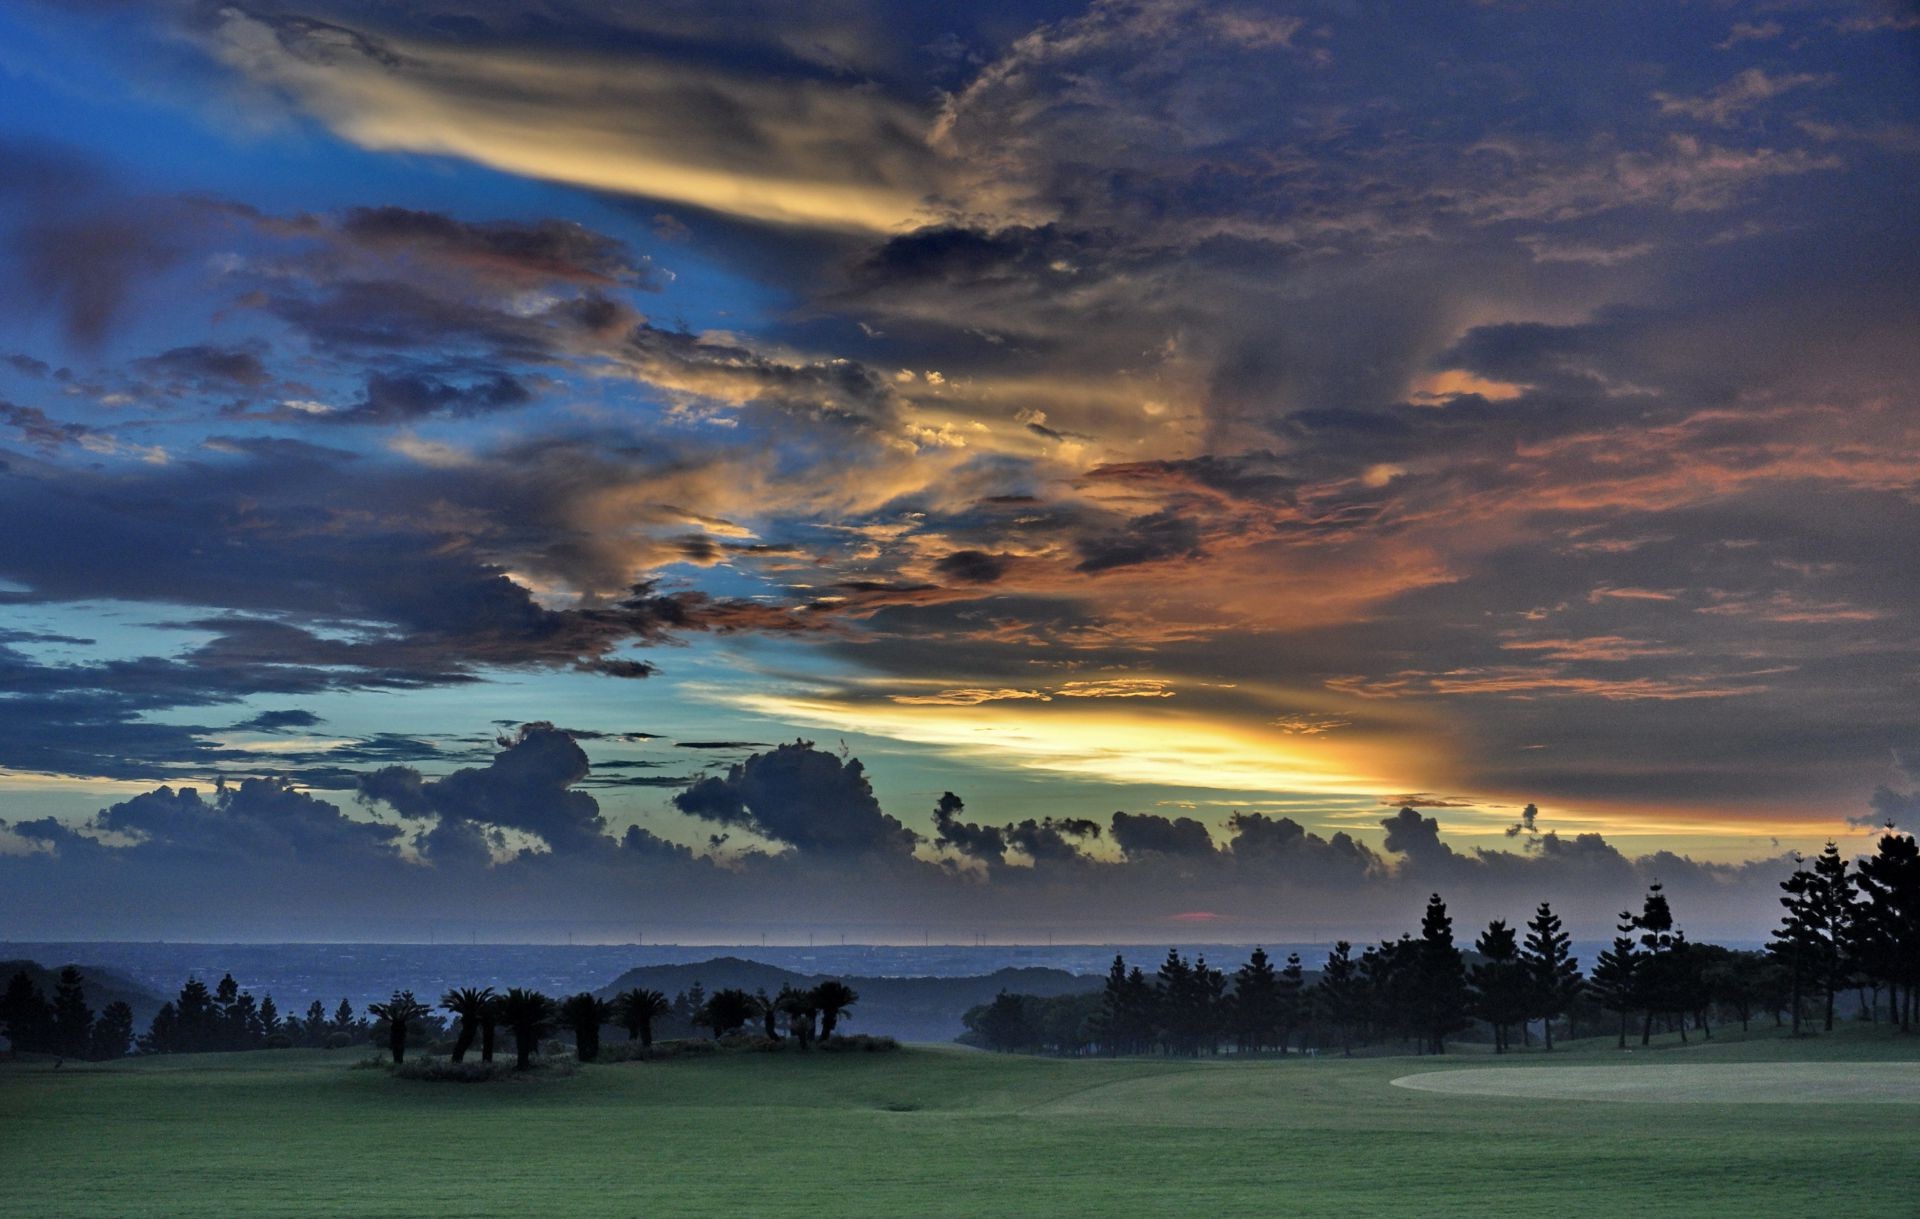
2, 967, 866, 1069
966, 828, 1920, 1056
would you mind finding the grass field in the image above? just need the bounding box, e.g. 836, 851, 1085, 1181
4, 1025, 1918, 1218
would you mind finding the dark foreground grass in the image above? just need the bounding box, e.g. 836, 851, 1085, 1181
3, 1023, 1916, 1218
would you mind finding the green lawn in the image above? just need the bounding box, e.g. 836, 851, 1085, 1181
3, 1025, 1917, 1218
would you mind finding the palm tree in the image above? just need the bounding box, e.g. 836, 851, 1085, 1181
611, 988, 670, 1049
439, 987, 495, 1063
810, 980, 858, 1040
367, 991, 432, 1064
694, 988, 758, 1039
498, 988, 555, 1069
776, 984, 817, 1049
479, 992, 502, 1063
754, 989, 781, 1041
558, 993, 612, 1063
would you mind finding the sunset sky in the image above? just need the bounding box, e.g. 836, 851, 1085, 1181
1, 1, 1916, 941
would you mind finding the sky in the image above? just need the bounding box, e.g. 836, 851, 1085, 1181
0, 0, 1916, 943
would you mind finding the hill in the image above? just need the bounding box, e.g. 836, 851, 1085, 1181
0, 959, 169, 1048
599, 956, 1100, 1041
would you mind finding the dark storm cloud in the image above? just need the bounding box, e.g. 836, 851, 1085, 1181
1110, 811, 1217, 859
356, 722, 608, 857
334, 206, 662, 289
674, 740, 921, 856
934, 549, 1009, 585
231, 708, 323, 732
132, 344, 272, 391
323, 370, 533, 424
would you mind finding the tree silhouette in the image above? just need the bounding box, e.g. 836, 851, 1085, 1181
1470, 920, 1532, 1053
558, 993, 612, 1062
367, 991, 431, 1064
753, 989, 781, 1041
439, 987, 495, 1063
1415, 894, 1469, 1054
498, 988, 555, 1069
49, 967, 94, 1060
1230, 948, 1280, 1053
612, 988, 670, 1049
1, 971, 52, 1056
696, 988, 759, 1039
1856, 829, 1920, 1031
1521, 902, 1581, 1050
90, 1001, 134, 1060
776, 985, 818, 1048
1315, 942, 1362, 1057
810, 980, 859, 1040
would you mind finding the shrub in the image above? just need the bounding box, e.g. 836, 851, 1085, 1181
820, 1034, 899, 1053
388, 1056, 577, 1083
264, 1033, 294, 1050
323, 1032, 353, 1050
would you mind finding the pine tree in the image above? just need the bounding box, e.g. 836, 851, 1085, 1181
1521, 902, 1582, 1050
1856, 829, 1920, 1031
89, 1001, 134, 1060
50, 966, 94, 1059
1277, 952, 1306, 1054
1415, 894, 1469, 1054
1469, 920, 1528, 1053
1590, 934, 1640, 1049
1316, 942, 1362, 1057
1230, 948, 1280, 1053
0, 971, 52, 1055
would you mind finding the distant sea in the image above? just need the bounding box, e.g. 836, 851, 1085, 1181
3, 938, 1637, 1014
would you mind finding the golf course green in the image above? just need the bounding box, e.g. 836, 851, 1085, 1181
3, 1025, 1916, 1218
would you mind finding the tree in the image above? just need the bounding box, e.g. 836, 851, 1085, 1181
696, 988, 758, 1039
367, 991, 431, 1064
1316, 942, 1362, 1057
1415, 894, 1469, 1053
1774, 843, 1855, 1034
969, 990, 1035, 1052
177, 978, 217, 1053
1, 971, 52, 1055
440, 988, 495, 1063
498, 988, 555, 1069
1628, 884, 1685, 1044
258, 995, 281, 1041
49, 967, 94, 1059
1470, 920, 1530, 1053
302, 1000, 328, 1048
90, 1001, 134, 1060
776, 985, 818, 1048
611, 988, 670, 1049
811, 980, 859, 1040
1521, 902, 1582, 1050
559, 993, 613, 1062
753, 990, 781, 1041
332, 998, 355, 1036
1276, 953, 1307, 1054
1856, 829, 1920, 1031
1590, 935, 1639, 1050
1230, 948, 1280, 1053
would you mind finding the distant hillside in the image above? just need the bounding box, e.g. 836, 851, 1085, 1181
599, 956, 1101, 1042
0, 959, 170, 1047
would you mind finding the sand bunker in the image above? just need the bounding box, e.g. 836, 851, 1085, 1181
1390, 1062, 1920, 1104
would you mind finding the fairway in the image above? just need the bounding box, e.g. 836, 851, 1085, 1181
1391, 1061, 1920, 1104
4, 1028, 1920, 1218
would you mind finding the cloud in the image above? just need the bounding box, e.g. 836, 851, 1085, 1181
673, 740, 921, 856
200, 7, 947, 231
357, 722, 607, 857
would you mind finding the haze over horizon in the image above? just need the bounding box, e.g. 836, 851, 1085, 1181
0, 1, 1916, 943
